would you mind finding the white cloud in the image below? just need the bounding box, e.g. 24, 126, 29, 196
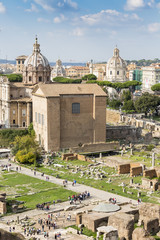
72, 28, 84, 37
25, 3, 39, 12
148, 22, 160, 32
37, 18, 50, 23
148, 0, 155, 7
33, 0, 54, 11
125, 0, 144, 11
0, 2, 6, 13
58, 0, 78, 9
33, 0, 78, 11
80, 9, 141, 26
53, 14, 67, 23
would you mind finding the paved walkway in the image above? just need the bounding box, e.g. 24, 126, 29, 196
0, 158, 137, 206
0, 158, 139, 239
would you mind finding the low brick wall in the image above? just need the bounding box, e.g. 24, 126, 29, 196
130, 166, 142, 177
62, 153, 75, 160
72, 142, 120, 153
77, 154, 86, 161
118, 164, 130, 174
143, 169, 157, 178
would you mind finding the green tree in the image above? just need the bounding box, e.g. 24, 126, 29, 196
12, 135, 40, 164
121, 90, 132, 102
134, 93, 160, 116
53, 76, 82, 83
28, 123, 35, 136
122, 100, 135, 113
151, 83, 160, 91
7, 74, 22, 82
82, 74, 97, 81
108, 99, 122, 110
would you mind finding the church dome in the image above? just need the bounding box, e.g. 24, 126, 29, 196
23, 37, 51, 85
106, 47, 127, 83
107, 48, 126, 69
24, 37, 50, 68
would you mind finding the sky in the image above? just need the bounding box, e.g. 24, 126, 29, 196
0, 0, 160, 62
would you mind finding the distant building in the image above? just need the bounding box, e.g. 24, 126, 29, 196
129, 69, 142, 90
142, 63, 160, 92
23, 38, 51, 85
0, 37, 51, 128
87, 61, 106, 81
16, 55, 27, 73
106, 47, 127, 83
126, 63, 137, 79
66, 66, 90, 78
32, 84, 106, 151
51, 59, 66, 79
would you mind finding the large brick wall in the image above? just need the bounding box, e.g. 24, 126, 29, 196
118, 163, 142, 177
130, 166, 142, 177
106, 109, 121, 124
118, 164, 130, 174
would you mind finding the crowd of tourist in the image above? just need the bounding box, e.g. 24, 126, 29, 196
68, 190, 90, 204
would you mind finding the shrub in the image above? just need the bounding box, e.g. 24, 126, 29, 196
146, 144, 155, 151
16, 150, 36, 163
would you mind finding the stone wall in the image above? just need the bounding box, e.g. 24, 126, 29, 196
108, 212, 134, 240
76, 213, 108, 232
0, 229, 25, 240
143, 169, 157, 178
106, 125, 142, 142
139, 203, 160, 221
72, 142, 120, 153
132, 228, 155, 240
106, 109, 121, 125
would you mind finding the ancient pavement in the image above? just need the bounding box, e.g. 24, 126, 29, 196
0, 158, 139, 239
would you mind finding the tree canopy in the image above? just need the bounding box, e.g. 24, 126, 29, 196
134, 93, 160, 115
86, 80, 141, 93
53, 76, 82, 83
151, 83, 160, 91
82, 74, 97, 81
6, 74, 22, 82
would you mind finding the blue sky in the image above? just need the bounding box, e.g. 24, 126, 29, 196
0, 0, 160, 62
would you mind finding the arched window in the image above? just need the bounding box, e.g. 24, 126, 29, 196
72, 103, 80, 114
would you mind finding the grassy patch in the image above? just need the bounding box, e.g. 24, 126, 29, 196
0, 172, 76, 211
67, 225, 103, 240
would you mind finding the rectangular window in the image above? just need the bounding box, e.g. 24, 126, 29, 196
22, 109, 26, 117
13, 110, 15, 115
110, 71, 112, 75
23, 122, 26, 127
35, 112, 37, 122
13, 120, 15, 124
38, 113, 41, 124
42, 114, 44, 125
117, 71, 119, 75
72, 103, 80, 114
